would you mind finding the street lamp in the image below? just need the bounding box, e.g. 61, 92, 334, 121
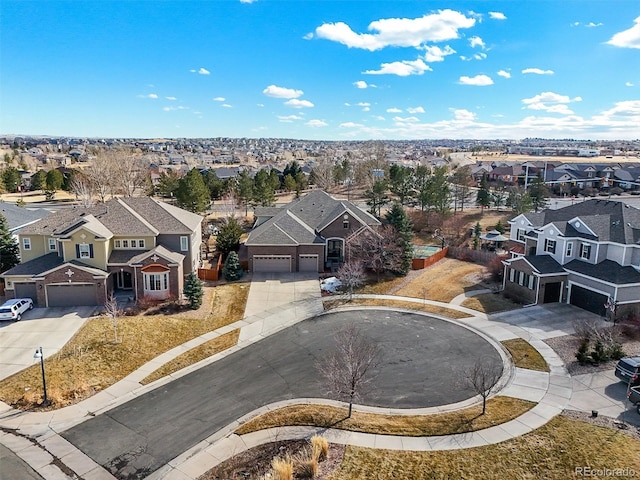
33, 347, 49, 407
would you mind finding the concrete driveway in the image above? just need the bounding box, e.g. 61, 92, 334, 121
0, 306, 96, 380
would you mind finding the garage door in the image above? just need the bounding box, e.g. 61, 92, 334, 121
46, 283, 98, 307
569, 284, 607, 316
14, 282, 37, 305
252, 255, 291, 273
299, 254, 319, 272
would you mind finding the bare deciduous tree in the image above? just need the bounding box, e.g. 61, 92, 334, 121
86, 150, 114, 203
347, 226, 403, 282
71, 175, 95, 208
336, 260, 366, 300
311, 158, 335, 191
104, 294, 122, 344
461, 357, 503, 415
317, 324, 381, 418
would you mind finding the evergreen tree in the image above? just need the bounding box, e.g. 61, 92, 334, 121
45, 169, 64, 191
252, 169, 276, 207
476, 174, 492, 213
414, 165, 431, 211
183, 272, 204, 309
2, 167, 22, 193
235, 170, 254, 216
388, 164, 414, 205
202, 169, 226, 200
0, 213, 20, 273
215, 217, 243, 257
222, 251, 243, 281
427, 166, 452, 215
529, 174, 550, 212
156, 170, 181, 198
364, 179, 389, 218
385, 203, 413, 276
30, 170, 47, 191
507, 188, 534, 214
176, 168, 210, 213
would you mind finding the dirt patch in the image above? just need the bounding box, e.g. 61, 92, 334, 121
198, 440, 345, 480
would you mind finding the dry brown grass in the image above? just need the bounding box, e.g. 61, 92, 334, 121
462, 293, 521, 313
140, 330, 240, 384
327, 415, 640, 479
271, 456, 294, 480
393, 259, 487, 302
502, 338, 549, 372
356, 276, 407, 295
236, 396, 534, 437
311, 435, 329, 462
323, 298, 472, 319
0, 283, 250, 410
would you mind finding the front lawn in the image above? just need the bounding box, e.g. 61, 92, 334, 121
0, 282, 250, 410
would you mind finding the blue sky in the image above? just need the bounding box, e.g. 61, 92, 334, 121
1, 1, 639, 140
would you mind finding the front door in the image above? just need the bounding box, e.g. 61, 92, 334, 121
116, 271, 133, 289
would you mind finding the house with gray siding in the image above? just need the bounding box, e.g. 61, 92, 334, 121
503, 199, 640, 317
244, 190, 380, 272
1, 197, 202, 307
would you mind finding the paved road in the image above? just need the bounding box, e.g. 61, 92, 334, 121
0, 443, 43, 480
61, 309, 501, 479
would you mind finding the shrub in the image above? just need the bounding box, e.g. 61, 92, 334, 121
271, 456, 293, 480
293, 447, 318, 478
183, 272, 204, 310
575, 338, 591, 364
486, 256, 504, 282
609, 342, 626, 360
222, 251, 243, 281
311, 435, 329, 462
590, 340, 608, 364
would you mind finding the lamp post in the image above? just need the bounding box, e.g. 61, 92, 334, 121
33, 347, 49, 406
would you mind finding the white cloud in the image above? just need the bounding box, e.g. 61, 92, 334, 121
313, 9, 475, 51
586, 22, 603, 28
407, 106, 425, 114
285, 99, 314, 108
163, 106, 188, 112
451, 109, 476, 121
165, 96, 177, 101
626, 82, 635, 87
257, 103, 264, 107
278, 115, 303, 123
607, 16, 640, 49
489, 12, 507, 20
240, 0, 256, 3
469, 36, 485, 49
221, 104, 232, 108
522, 68, 554, 75
459, 74, 493, 86
422, 45, 456, 62
138, 93, 158, 99
357, 102, 371, 107
386, 107, 402, 113
340, 122, 365, 128
393, 116, 420, 123
213, 97, 226, 102
344, 102, 352, 107
263, 85, 303, 99
306, 119, 328, 127
373, 115, 386, 121
364, 59, 431, 76
198, 68, 210, 75
522, 91, 581, 114
497, 70, 511, 78
473, 52, 487, 60
354, 80, 368, 89
600, 100, 640, 116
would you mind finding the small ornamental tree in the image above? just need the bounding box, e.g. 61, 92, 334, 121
222, 251, 243, 281
183, 272, 204, 309
336, 260, 366, 299
104, 294, 121, 343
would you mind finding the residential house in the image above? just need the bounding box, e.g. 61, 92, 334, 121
503, 199, 640, 317
243, 190, 380, 272
0, 203, 50, 237
1, 197, 202, 307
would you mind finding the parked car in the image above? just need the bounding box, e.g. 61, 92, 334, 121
614, 356, 640, 386
0, 298, 33, 321
628, 386, 640, 415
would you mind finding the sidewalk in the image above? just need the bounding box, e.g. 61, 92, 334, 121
0, 281, 616, 480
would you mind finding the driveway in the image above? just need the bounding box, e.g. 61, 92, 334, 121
0, 306, 96, 381
61, 309, 502, 479
244, 272, 322, 316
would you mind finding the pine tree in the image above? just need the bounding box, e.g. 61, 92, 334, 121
183, 272, 204, 309
476, 174, 491, 213
215, 217, 243, 257
222, 251, 243, 281
176, 168, 210, 213
385, 203, 413, 276
0, 213, 20, 273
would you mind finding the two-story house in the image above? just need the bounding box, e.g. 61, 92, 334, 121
503, 199, 640, 317
1, 197, 202, 307
243, 190, 380, 272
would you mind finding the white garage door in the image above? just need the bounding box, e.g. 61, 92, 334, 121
253, 255, 291, 273
46, 283, 98, 307
299, 254, 319, 272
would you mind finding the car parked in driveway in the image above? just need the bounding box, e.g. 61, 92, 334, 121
615, 356, 640, 386
0, 298, 33, 321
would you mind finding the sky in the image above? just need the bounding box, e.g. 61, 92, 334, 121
1, 1, 639, 141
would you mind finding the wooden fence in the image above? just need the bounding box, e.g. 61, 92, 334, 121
198, 254, 223, 281
411, 246, 448, 270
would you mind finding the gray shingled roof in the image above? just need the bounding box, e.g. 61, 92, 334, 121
108, 249, 147, 264
522, 199, 640, 245
129, 245, 185, 265
120, 197, 201, 233
565, 259, 640, 285
0, 203, 50, 232
245, 190, 380, 246
2, 253, 64, 276
525, 255, 567, 274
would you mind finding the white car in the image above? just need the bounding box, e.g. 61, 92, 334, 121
0, 298, 33, 321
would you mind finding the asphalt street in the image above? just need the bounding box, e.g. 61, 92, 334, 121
61, 309, 501, 479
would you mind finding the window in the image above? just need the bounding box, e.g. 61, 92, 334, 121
581, 243, 591, 259
180, 236, 189, 251
78, 244, 91, 259
114, 240, 121, 248
544, 239, 556, 254
122, 240, 129, 248
517, 229, 525, 242
114, 239, 145, 249
144, 272, 168, 291
48, 238, 57, 251
22, 238, 31, 250
566, 242, 573, 257
343, 221, 349, 229
131, 240, 138, 248
138, 239, 144, 248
